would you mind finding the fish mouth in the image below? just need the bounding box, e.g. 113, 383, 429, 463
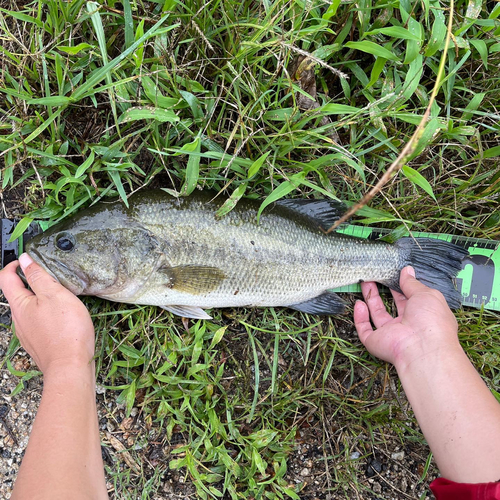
26, 247, 88, 295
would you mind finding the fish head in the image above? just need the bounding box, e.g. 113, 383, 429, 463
25, 203, 162, 298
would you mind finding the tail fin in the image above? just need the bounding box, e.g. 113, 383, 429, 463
395, 237, 468, 309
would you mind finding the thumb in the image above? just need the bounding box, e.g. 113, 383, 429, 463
399, 266, 432, 298
19, 253, 61, 297
0, 259, 34, 309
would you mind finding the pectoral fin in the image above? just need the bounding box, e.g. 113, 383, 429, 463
161, 305, 213, 319
288, 291, 345, 315
159, 265, 226, 294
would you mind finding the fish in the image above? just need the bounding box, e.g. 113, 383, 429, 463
25, 190, 468, 319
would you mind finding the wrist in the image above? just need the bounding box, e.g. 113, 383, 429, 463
44, 360, 96, 385
394, 338, 465, 376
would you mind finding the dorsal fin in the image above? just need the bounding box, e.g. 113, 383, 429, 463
275, 198, 347, 231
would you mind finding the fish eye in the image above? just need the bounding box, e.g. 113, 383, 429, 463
55, 232, 76, 252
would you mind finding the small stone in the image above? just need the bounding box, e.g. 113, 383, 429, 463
372, 482, 382, 494
350, 451, 361, 460
300, 467, 310, 476
391, 451, 405, 461
121, 417, 134, 430
96, 384, 106, 395
400, 477, 408, 492
366, 458, 383, 478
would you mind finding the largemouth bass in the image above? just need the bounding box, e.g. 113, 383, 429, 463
26, 191, 467, 319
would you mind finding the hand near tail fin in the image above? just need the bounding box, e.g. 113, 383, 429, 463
354, 266, 460, 370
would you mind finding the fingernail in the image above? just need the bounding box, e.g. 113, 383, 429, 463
19, 253, 34, 270
406, 266, 415, 277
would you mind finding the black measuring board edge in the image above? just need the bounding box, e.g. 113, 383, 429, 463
1, 220, 20, 268
1, 220, 44, 267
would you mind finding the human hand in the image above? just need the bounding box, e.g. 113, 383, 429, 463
354, 266, 461, 372
0, 253, 95, 376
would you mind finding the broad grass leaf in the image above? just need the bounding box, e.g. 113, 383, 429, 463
256, 172, 306, 221
403, 55, 424, 100
8, 217, 33, 243
124, 378, 136, 416
249, 428, 278, 448
118, 106, 179, 123
118, 344, 143, 359
470, 39, 488, 68
141, 76, 179, 108
345, 41, 401, 61
365, 26, 420, 40
107, 170, 129, 207
252, 448, 267, 475
180, 137, 201, 196
402, 165, 437, 201
320, 103, 361, 114
133, 19, 145, 67
322, 0, 341, 19
0, 8, 43, 28
209, 326, 228, 348
409, 117, 441, 160
262, 108, 294, 121
26, 96, 71, 106
58, 43, 93, 54
465, 0, 482, 19
179, 90, 203, 119
282, 488, 300, 499
404, 17, 423, 64
122, 0, 134, 49
247, 151, 270, 178
87, 2, 108, 64
368, 57, 387, 88
75, 150, 95, 178
481, 145, 500, 158
216, 183, 247, 218
55, 53, 63, 93
461, 92, 485, 120
425, 10, 446, 57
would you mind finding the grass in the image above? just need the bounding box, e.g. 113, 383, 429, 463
1, 0, 499, 498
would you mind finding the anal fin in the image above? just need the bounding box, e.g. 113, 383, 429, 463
161, 305, 212, 319
288, 291, 345, 315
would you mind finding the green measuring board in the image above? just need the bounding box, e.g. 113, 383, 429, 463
332, 226, 499, 312
12, 221, 499, 312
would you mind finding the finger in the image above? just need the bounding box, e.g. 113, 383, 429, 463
390, 289, 408, 316
399, 266, 436, 299
360, 282, 393, 329
0, 260, 34, 307
19, 253, 61, 297
354, 300, 373, 344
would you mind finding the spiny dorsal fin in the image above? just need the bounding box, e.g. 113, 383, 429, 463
159, 265, 226, 295
276, 198, 347, 231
